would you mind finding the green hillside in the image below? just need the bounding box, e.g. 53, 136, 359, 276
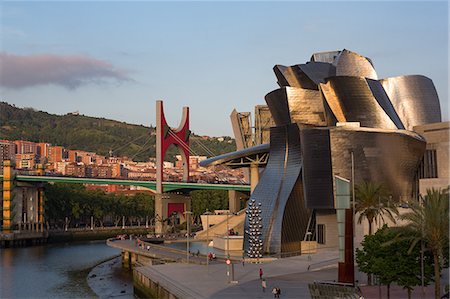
0, 102, 236, 162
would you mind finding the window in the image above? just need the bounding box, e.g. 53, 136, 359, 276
317, 224, 326, 244
418, 149, 438, 179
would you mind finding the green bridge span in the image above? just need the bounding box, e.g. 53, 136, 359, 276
1, 175, 250, 193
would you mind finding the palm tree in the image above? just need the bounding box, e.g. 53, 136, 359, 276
355, 181, 398, 235
390, 188, 449, 299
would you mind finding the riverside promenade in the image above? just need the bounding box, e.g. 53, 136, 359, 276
109, 239, 447, 298
109, 239, 343, 298
136, 251, 340, 299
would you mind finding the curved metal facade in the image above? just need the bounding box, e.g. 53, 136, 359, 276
329, 127, 425, 203
380, 75, 442, 130
274, 62, 335, 89
273, 65, 317, 89
298, 62, 335, 85
333, 49, 378, 80
206, 48, 443, 256
265, 87, 327, 127
244, 124, 309, 254
366, 79, 405, 129
310, 51, 341, 63
300, 127, 426, 209
320, 76, 398, 129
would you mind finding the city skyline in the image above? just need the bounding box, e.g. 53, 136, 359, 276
1, 1, 448, 136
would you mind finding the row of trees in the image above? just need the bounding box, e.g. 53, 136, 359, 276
45, 183, 154, 228
355, 182, 449, 299
191, 189, 232, 219
44, 183, 230, 229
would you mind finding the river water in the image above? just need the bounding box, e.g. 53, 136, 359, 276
0, 241, 128, 298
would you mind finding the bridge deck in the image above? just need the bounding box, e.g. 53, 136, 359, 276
1, 175, 250, 193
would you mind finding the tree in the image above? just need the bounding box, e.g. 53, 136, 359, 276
355, 181, 398, 235
356, 225, 433, 299
389, 188, 449, 299
191, 190, 229, 219
44, 183, 155, 229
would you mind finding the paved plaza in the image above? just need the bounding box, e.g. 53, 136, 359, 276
137, 246, 341, 299
110, 239, 449, 298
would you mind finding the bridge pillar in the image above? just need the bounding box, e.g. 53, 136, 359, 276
155, 100, 190, 193
155, 100, 191, 234
250, 163, 260, 193
38, 188, 45, 232
155, 193, 191, 234
228, 190, 248, 214
2, 160, 15, 233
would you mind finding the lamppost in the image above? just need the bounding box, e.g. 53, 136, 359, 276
226, 210, 230, 259
351, 151, 356, 286
306, 231, 312, 261
185, 211, 192, 264
205, 209, 213, 270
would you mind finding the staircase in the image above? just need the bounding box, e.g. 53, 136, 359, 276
194, 209, 246, 240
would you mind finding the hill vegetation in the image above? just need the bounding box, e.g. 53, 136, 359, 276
0, 102, 236, 162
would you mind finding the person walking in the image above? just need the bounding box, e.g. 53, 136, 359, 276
272, 287, 277, 298
259, 268, 263, 280
276, 287, 281, 298
261, 278, 267, 293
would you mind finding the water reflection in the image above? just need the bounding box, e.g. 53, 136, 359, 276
0, 241, 120, 298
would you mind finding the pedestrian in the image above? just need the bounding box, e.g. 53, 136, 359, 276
261, 278, 267, 293
276, 287, 281, 298
272, 287, 277, 298
259, 268, 263, 280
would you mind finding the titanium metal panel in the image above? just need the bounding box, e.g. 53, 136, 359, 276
298, 62, 336, 85
320, 76, 398, 129
301, 126, 425, 206
244, 124, 306, 255
300, 128, 334, 209
328, 127, 425, 203
265, 87, 327, 127
333, 49, 378, 80
265, 88, 291, 126
310, 51, 341, 63
273, 65, 317, 90
281, 169, 310, 253
366, 79, 405, 129
380, 75, 442, 130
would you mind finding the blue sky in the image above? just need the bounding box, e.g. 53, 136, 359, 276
1, 1, 448, 137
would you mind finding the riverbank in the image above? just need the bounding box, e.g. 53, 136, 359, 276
48, 227, 154, 243
87, 256, 134, 298
0, 227, 155, 248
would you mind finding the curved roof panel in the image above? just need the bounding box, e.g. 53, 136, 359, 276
298, 62, 335, 85
265, 87, 327, 127
380, 75, 441, 130
273, 65, 316, 89
334, 49, 378, 80
320, 76, 398, 129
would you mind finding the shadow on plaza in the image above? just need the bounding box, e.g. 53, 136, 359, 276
210, 267, 338, 299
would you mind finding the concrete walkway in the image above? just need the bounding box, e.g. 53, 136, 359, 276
108, 238, 216, 265
110, 239, 449, 298
136, 248, 340, 299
